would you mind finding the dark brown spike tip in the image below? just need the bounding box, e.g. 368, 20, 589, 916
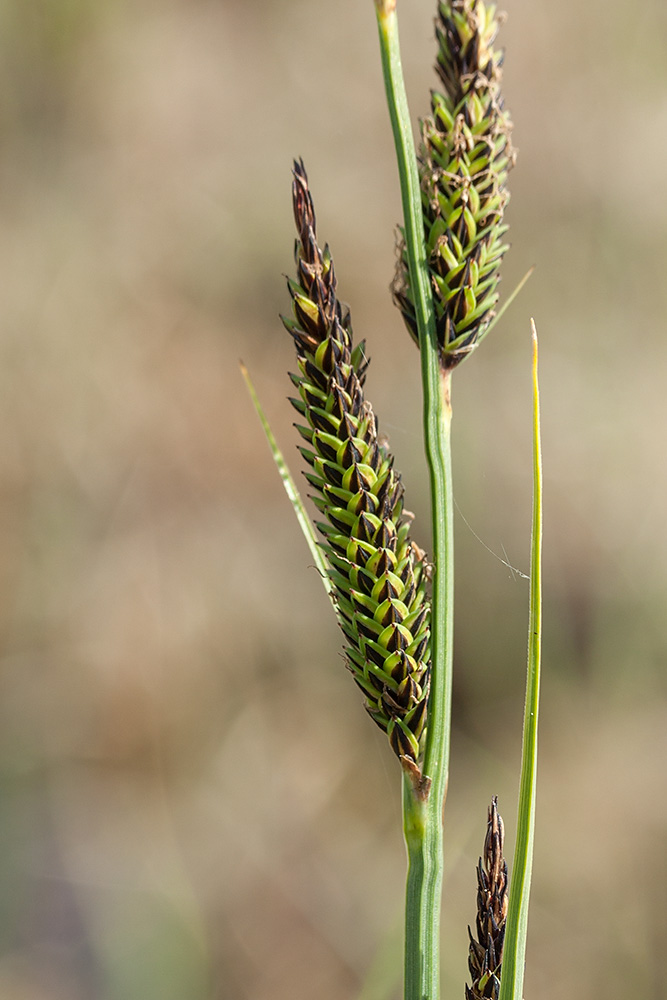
292, 158, 317, 247
465, 796, 508, 1000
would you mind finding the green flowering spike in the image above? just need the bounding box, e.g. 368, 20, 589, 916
466, 798, 509, 1000
282, 159, 431, 786
393, 0, 515, 368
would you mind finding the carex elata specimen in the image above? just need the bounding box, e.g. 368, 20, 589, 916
281, 160, 432, 788
393, 0, 515, 368
466, 798, 508, 1000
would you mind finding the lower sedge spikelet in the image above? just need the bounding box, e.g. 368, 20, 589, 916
466, 797, 508, 1000
282, 160, 431, 786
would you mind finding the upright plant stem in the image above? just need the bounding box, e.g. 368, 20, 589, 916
375, 3, 454, 998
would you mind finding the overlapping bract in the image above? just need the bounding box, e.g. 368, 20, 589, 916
282, 160, 431, 781
393, 0, 514, 367
466, 798, 508, 1000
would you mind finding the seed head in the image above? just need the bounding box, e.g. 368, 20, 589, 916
393, 0, 515, 368
282, 160, 431, 789
465, 797, 508, 1000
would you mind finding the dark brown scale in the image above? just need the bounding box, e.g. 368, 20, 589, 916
363, 441, 381, 472
395, 676, 419, 709
317, 527, 347, 555
377, 479, 404, 519
312, 432, 338, 463
382, 691, 404, 717
351, 592, 372, 616
366, 643, 388, 669
309, 408, 340, 435
350, 466, 375, 493
356, 617, 382, 642
389, 724, 414, 760
370, 549, 393, 578
374, 522, 396, 551
330, 361, 352, 391
303, 384, 326, 410
406, 605, 428, 636
339, 412, 359, 442
330, 383, 350, 420
384, 625, 408, 653
406, 699, 428, 736
366, 671, 385, 694
321, 483, 349, 507
348, 491, 377, 517
293, 300, 322, 341
355, 513, 376, 545
374, 577, 400, 604
352, 545, 370, 568
327, 510, 353, 535
320, 338, 341, 375
337, 437, 362, 467
388, 651, 410, 682
290, 330, 318, 356
378, 602, 400, 628
357, 413, 377, 446
410, 633, 429, 662
354, 567, 375, 596
321, 462, 344, 487
349, 382, 363, 417
304, 359, 328, 390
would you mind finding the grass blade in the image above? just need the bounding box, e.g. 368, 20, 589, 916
498, 320, 543, 1000
240, 362, 334, 604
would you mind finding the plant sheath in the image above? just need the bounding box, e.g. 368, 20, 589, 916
375, 3, 454, 998
497, 322, 543, 1000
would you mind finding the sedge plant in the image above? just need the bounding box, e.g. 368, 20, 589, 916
244, 1, 542, 998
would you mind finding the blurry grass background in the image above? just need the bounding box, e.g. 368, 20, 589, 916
0, 0, 666, 998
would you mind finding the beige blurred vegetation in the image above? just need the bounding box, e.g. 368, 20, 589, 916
0, 0, 665, 997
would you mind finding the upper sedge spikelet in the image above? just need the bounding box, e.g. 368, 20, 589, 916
282, 160, 431, 787
393, 0, 515, 368
465, 797, 508, 1000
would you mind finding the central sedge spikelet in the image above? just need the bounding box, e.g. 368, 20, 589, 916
281, 160, 431, 788
393, 0, 515, 368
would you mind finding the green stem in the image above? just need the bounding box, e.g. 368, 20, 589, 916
375, 4, 454, 999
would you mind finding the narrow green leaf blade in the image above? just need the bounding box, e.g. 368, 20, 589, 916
498, 320, 543, 1000
240, 362, 334, 604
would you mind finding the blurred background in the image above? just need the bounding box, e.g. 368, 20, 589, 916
0, 0, 665, 997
